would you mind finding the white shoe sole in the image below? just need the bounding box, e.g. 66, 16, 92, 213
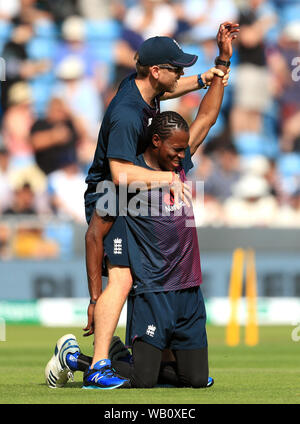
45, 334, 79, 388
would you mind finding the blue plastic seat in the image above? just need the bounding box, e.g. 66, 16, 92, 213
0, 20, 12, 41
85, 19, 121, 41
277, 153, 300, 177
27, 37, 58, 60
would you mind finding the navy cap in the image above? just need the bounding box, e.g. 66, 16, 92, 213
137, 36, 198, 67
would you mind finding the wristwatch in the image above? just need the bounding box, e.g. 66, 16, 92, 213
197, 74, 207, 89
215, 56, 231, 67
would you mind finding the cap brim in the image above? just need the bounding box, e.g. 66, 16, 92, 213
170, 53, 198, 67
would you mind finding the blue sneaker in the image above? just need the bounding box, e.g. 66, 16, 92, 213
83, 359, 130, 390
207, 377, 214, 388
45, 334, 80, 388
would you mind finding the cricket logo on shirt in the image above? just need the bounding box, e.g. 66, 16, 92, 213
163, 192, 184, 213
146, 324, 156, 337
113, 238, 122, 255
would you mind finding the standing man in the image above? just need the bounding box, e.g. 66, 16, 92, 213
45, 21, 238, 390
45, 28, 233, 389
83, 22, 238, 389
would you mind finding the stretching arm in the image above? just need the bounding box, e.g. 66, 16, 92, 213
189, 22, 239, 156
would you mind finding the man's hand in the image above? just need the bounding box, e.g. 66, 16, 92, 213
201, 67, 231, 87
170, 174, 192, 208
217, 21, 240, 61
83, 303, 96, 337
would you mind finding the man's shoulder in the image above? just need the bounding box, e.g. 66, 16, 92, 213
107, 96, 144, 128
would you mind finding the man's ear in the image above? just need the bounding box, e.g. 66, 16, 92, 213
152, 133, 162, 148
149, 65, 160, 81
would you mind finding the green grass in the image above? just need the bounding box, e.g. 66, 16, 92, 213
0, 325, 299, 404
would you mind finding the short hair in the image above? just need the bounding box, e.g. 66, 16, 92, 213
134, 52, 150, 78
148, 111, 189, 144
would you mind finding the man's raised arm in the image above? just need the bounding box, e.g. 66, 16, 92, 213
188, 22, 239, 156
160, 67, 229, 101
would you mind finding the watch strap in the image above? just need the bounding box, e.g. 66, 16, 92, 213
215, 56, 231, 67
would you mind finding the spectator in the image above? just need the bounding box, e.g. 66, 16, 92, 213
35, 0, 80, 25
2, 81, 35, 167
124, 0, 177, 39
275, 187, 300, 227
53, 55, 103, 137
241, 154, 286, 203
179, 0, 238, 43
47, 162, 87, 223
12, 225, 59, 259
0, 146, 14, 213
54, 15, 98, 79
203, 143, 241, 202
30, 97, 79, 175
2, 182, 37, 215
0, 0, 20, 21
0, 141, 48, 214
1, 22, 50, 110
268, 21, 300, 152
78, 0, 111, 20
12, 0, 54, 25
230, 0, 277, 135
0, 223, 11, 260
223, 174, 278, 226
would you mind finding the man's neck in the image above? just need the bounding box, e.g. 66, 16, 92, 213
143, 148, 161, 171
135, 77, 160, 107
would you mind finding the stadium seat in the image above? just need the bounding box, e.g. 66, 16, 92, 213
0, 19, 12, 41
0, 20, 12, 54
44, 223, 74, 259
27, 37, 58, 60
29, 73, 55, 116
85, 19, 121, 41
233, 131, 278, 158
85, 19, 121, 66
33, 19, 58, 39
279, 4, 300, 26
277, 153, 300, 177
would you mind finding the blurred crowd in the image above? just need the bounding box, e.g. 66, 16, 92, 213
1, 0, 300, 258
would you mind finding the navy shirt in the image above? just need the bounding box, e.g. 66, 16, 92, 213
84, 73, 160, 214
123, 147, 203, 295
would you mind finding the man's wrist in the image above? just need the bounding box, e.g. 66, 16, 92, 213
90, 298, 97, 305
197, 73, 207, 89
215, 56, 231, 67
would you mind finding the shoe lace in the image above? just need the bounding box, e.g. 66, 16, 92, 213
100, 365, 118, 378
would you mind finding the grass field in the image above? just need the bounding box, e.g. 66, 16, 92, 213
0, 325, 299, 405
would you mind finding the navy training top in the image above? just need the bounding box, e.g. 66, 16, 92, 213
123, 147, 203, 295
84, 73, 161, 214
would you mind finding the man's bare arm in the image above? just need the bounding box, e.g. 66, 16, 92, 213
188, 22, 239, 156
160, 69, 228, 101
109, 159, 173, 186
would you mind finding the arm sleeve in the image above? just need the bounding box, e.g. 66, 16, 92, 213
106, 109, 141, 163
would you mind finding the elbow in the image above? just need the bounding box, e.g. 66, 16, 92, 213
85, 225, 98, 248
208, 116, 217, 128
111, 174, 120, 186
